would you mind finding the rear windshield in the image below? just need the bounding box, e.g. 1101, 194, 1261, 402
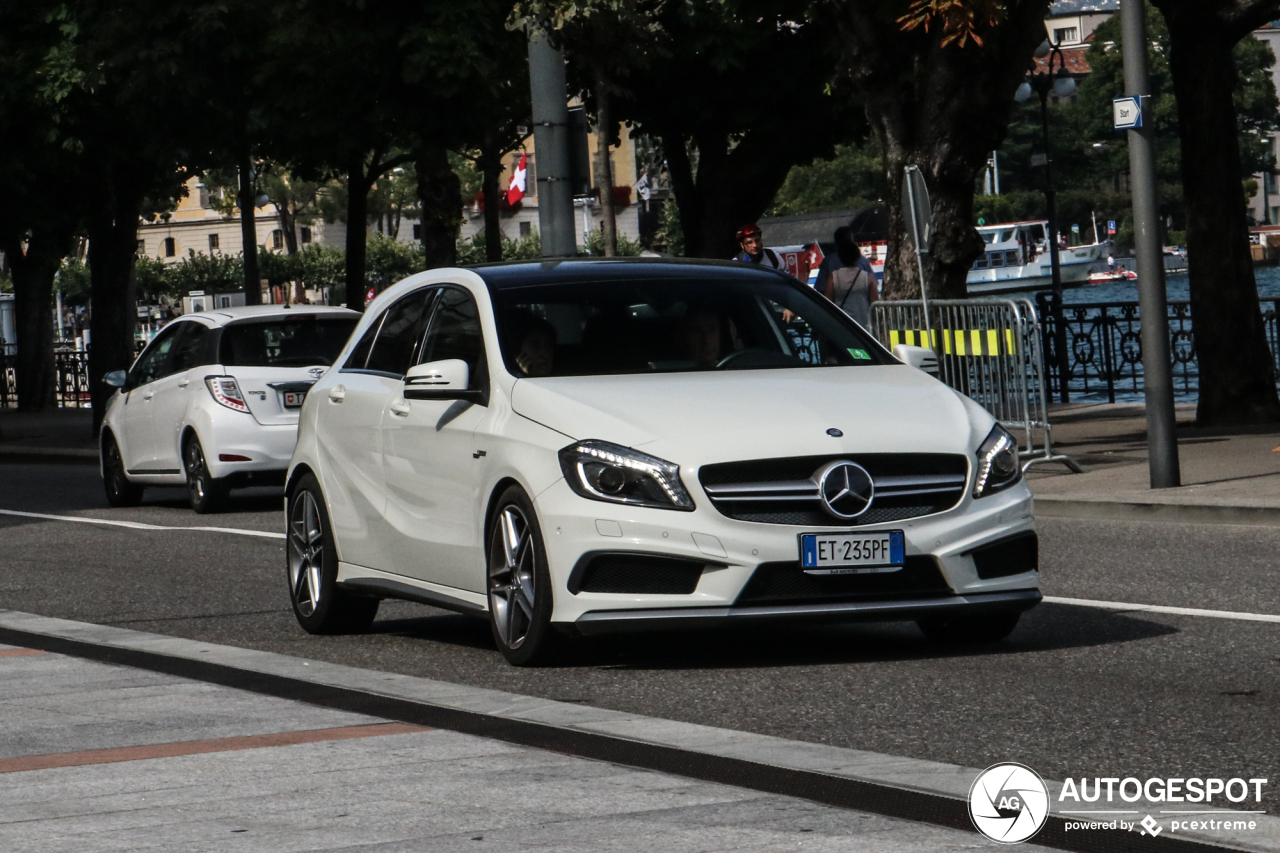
220, 317, 358, 367
491, 277, 891, 378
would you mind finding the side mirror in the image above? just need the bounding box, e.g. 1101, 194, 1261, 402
103, 370, 128, 388
404, 359, 480, 401
892, 344, 940, 378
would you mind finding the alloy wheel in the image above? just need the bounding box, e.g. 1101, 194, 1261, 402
186, 441, 208, 503
288, 490, 324, 617
489, 505, 537, 650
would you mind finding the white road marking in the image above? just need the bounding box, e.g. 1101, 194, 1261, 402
1045, 595, 1280, 624
0, 509, 285, 540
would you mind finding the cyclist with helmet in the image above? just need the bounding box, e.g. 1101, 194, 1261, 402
732, 223, 786, 270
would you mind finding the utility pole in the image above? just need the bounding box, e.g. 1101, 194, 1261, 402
527, 30, 576, 258
1122, 0, 1180, 488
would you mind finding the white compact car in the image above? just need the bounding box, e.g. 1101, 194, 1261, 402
101, 304, 359, 512
286, 259, 1039, 664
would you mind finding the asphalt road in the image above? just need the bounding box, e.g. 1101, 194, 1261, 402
2, 461, 1277, 807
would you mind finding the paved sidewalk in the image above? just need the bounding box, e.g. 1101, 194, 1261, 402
0, 638, 1027, 853
0, 409, 97, 461
1029, 403, 1280, 522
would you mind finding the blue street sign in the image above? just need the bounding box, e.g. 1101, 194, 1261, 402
1113, 95, 1142, 130
1108, 220, 1117, 234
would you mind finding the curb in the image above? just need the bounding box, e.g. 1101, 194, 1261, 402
0, 609, 1274, 853
1035, 497, 1280, 527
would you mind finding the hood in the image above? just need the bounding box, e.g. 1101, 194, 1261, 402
510, 366, 986, 466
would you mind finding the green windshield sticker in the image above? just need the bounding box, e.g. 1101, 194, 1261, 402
848, 348, 871, 360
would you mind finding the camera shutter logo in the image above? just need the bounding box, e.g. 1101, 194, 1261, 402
969, 763, 1050, 844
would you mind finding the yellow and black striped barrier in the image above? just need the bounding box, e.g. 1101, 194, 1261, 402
886, 328, 1020, 357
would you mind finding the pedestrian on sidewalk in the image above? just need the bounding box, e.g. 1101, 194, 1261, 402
814, 226, 874, 294
825, 236, 877, 327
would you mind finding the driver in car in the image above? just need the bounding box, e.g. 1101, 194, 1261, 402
679, 307, 723, 369
509, 313, 557, 377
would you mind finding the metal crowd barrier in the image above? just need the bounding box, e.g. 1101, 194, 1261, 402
871, 299, 1081, 473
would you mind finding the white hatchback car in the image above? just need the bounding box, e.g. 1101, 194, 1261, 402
101, 304, 359, 512
286, 260, 1039, 664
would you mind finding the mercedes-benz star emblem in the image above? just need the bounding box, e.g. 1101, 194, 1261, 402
816, 461, 874, 519
308, 367, 326, 379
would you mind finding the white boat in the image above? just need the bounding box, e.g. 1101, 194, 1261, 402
966, 220, 1104, 295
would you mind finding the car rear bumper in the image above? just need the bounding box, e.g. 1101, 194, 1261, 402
572, 589, 1042, 635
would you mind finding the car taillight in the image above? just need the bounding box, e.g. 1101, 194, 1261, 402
205, 376, 250, 413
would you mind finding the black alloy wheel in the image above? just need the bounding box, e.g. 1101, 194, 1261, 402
102, 434, 144, 507
287, 473, 379, 634
486, 485, 557, 666
183, 435, 228, 514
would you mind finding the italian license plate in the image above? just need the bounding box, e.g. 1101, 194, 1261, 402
800, 530, 905, 575
282, 391, 307, 408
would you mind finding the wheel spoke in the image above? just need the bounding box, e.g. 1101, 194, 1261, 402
514, 583, 534, 619
505, 586, 521, 642
500, 509, 522, 568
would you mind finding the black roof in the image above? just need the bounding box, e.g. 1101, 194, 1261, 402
470, 257, 793, 289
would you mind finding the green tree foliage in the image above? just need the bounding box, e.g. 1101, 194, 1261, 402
769, 144, 887, 217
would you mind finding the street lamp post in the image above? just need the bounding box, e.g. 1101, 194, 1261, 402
1016, 40, 1077, 403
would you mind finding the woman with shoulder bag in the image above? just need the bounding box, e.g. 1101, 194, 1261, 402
825, 237, 878, 327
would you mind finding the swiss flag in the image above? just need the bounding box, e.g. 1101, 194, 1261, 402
507, 152, 527, 205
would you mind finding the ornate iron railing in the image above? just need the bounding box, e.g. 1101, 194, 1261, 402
1035, 294, 1280, 403
0, 350, 92, 409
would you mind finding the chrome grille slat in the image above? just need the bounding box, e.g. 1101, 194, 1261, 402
698, 453, 969, 527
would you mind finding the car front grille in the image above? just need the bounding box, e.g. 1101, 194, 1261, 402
735, 557, 953, 606
698, 453, 969, 527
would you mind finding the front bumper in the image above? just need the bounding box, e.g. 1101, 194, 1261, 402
573, 589, 1042, 635
534, 476, 1038, 626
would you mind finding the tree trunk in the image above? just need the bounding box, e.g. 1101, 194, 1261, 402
2, 230, 65, 412
345, 153, 371, 311
416, 145, 461, 269
831, 1, 1051, 299
1155, 1, 1280, 425
238, 152, 261, 305
661, 130, 797, 260
481, 156, 503, 262
276, 203, 299, 255
87, 198, 140, 434
595, 85, 617, 257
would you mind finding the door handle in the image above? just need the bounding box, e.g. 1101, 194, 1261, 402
177, 378, 190, 389
389, 399, 411, 417
328, 385, 346, 403
143, 391, 154, 401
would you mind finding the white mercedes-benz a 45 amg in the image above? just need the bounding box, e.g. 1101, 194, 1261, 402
285, 259, 1039, 664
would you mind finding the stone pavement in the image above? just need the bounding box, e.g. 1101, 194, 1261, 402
1029, 403, 1280, 524
0, 633, 1030, 853
0, 409, 97, 461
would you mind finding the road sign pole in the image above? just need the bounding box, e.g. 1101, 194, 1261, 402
904, 166, 933, 351
1122, 0, 1180, 488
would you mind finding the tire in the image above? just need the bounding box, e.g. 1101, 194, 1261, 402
286, 474, 379, 634
184, 435, 228, 514
918, 611, 1021, 644
486, 486, 557, 666
102, 434, 144, 508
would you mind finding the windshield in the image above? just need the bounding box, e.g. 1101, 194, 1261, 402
491, 277, 891, 378
220, 317, 358, 367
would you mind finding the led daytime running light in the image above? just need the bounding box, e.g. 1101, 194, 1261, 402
974, 425, 1021, 498
574, 444, 682, 505
558, 440, 694, 511
205, 376, 250, 413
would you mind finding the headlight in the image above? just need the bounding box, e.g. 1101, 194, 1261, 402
558, 440, 695, 511
974, 424, 1021, 498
